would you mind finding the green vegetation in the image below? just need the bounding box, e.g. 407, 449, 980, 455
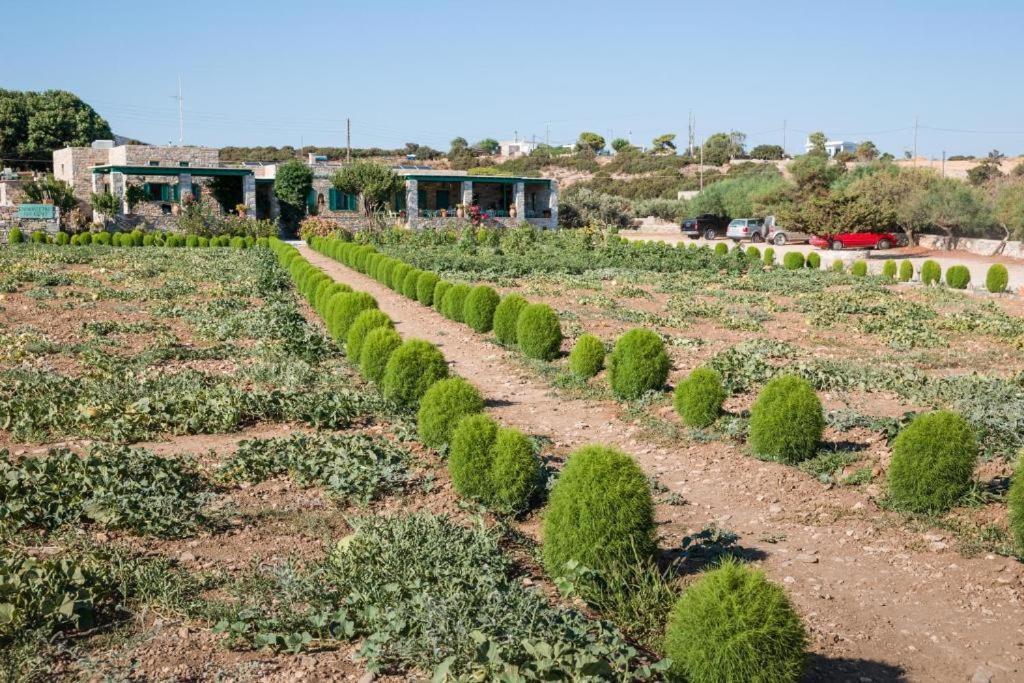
946, 264, 971, 289
921, 259, 942, 285
749, 375, 824, 464
441, 283, 472, 322
1009, 462, 1024, 551
987, 263, 1009, 293
673, 368, 726, 428
463, 285, 500, 333
882, 260, 897, 279
887, 411, 977, 513
417, 377, 485, 449
568, 333, 606, 378
416, 271, 440, 305
493, 294, 528, 345
806, 252, 821, 269
346, 308, 392, 360
782, 252, 805, 270
608, 329, 669, 399
487, 427, 542, 513
516, 303, 563, 360
899, 260, 914, 282
359, 327, 402, 383
382, 339, 449, 407
851, 260, 868, 277
449, 413, 500, 502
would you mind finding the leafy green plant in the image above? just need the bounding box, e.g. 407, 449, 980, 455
782, 252, 805, 270
986, 263, 1009, 293
673, 367, 726, 428
664, 558, 807, 683
946, 265, 971, 289
359, 327, 403, 384
7, 227, 24, 244
899, 260, 914, 282
831, 259, 844, 273
401, 267, 422, 299
607, 328, 669, 400
328, 291, 377, 342
433, 280, 453, 312
542, 445, 655, 577
568, 334, 605, 378
921, 259, 941, 285
442, 283, 472, 322
416, 377, 485, 449
448, 413, 500, 501
882, 260, 897, 279
382, 339, 449, 407
463, 285, 501, 333
851, 260, 868, 277
748, 375, 824, 464
806, 252, 820, 269
763, 247, 775, 265
1009, 461, 1024, 551
887, 411, 977, 513
745, 246, 760, 260
487, 427, 541, 513
714, 243, 728, 255
493, 294, 528, 346
516, 303, 563, 360
416, 271, 440, 305
346, 309, 392, 360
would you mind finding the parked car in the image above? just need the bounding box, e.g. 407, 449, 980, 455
726, 218, 767, 243
681, 214, 730, 240
809, 231, 899, 251
767, 226, 813, 246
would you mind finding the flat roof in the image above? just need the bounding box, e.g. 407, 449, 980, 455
89, 165, 253, 177
402, 174, 550, 186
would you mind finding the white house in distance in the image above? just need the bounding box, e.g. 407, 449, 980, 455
805, 138, 858, 158
499, 139, 539, 158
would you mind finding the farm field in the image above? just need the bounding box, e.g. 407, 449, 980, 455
3, 231, 1024, 682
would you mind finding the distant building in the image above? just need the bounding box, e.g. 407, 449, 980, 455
499, 139, 539, 158
805, 138, 858, 158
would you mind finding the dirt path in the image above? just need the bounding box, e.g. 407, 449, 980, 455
298, 244, 1024, 683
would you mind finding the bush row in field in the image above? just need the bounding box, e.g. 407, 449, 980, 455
5, 227, 268, 249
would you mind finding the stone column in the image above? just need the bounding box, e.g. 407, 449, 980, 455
460, 180, 473, 209
178, 173, 193, 203
242, 174, 257, 217
91, 172, 102, 194
547, 179, 559, 229
513, 181, 526, 222
110, 172, 127, 215
405, 179, 418, 228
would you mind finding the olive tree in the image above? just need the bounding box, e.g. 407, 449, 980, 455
576, 132, 605, 154
651, 133, 677, 154
332, 161, 403, 217
750, 144, 784, 160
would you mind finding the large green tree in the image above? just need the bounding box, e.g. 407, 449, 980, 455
700, 131, 745, 165
576, 132, 606, 154
0, 89, 112, 166
332, 161, 403, 216
274, 160, 313, 230
651, 133, 677, 154
750, 144, 784, 160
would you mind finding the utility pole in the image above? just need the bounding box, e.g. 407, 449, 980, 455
173, 76, 184, 145
545, 122, 550, 146
699, 136, 704, 191
782, 119, 787, 156
688, 110, 695, 157
941, 150, 946, 178
912, 115, 919, 166
346, 118, 351, 163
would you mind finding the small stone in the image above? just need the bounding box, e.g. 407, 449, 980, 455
971, 664, 994, 683
179, 552, 196, 562
796, 553, 819, 563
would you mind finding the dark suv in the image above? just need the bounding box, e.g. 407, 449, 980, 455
681, 214, 730, 240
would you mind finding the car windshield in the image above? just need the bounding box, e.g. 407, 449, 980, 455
728, 219, 744, 227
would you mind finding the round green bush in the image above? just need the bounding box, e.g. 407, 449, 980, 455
607, 328, 669, 400
197, 236, 209, 247
851, 260, 868, 277
921, 259, 941, 285
673, 367, 726, 428
493, 294, 528, 346
542, 445, 655, 577
448, 413, 499, 501
382, 339, 449, 407
488, 427, 541, 513
230, 236, 246, 249
389, 262, 411, 291
318, 282, 353, 317
441, 284, 472, 322
568, 334, 605, 378
432, 280, 453, 312
782, 252, 805, 270
70, 234, 81, 246
55, 231, 69, 245
762, 247, 775, 265
749, 375, 824, 464
714, 242, 728, 255
515, 303, 563, 361
30, 230, 46, 244
346, 309, 393, 360
92, 231, 111, 246
887, 410, 977, 513
665, 558, 807, 683
416, 377, 485, 449
899, 260, 913, 282
831, 259, 844, 273
7, 227, 24, 244
882, 260, 897, 279
1009, 463, 1024, 551
358, 327, 402, 384
329, 292, 377, 343
401, 268, 422, 299
945, 264, 970, 289
463, 285, 500, 333
745, 246, 760, 260
416, 271, 440, 306
806, 252, 821, 269
986, 263, 1009, 293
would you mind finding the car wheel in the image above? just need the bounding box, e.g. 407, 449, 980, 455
704, 228, 716, 241
831, 241, 844, 251
774, 233, 787, 246
876, 239, 892, 250
751, 232, 763, 243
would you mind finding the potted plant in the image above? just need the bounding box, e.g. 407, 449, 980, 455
235, 203, 248, 218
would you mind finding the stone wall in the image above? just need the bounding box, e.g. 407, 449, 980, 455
0, 206, 60, 244
918, 234, 1024, 259
114, 145, 219, 167
53, 147, 108, 205
0, 180, 25, 207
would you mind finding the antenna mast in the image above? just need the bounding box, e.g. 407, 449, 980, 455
176, 77, 184, 144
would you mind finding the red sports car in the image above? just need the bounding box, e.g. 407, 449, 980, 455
809, 232, 898, 251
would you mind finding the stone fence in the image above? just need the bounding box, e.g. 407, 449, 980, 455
917, 235, 1024, 259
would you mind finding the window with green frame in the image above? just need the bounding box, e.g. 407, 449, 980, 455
328, 187, 358, 211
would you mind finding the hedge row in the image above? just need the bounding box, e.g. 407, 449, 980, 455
6, 228, 264, 249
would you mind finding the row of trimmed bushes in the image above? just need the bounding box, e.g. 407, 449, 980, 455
278, 237, 809, 680
5, 227, 264, 249
308, 236, 566, 361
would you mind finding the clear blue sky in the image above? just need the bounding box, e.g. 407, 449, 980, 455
7, 0, 1023, 158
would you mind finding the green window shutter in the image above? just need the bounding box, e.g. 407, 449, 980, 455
143, 182, 151, 199
307, 189, 317, 212
328, 188, 337, 210
173, 184, 180, 201
160, 184, 171, 201
347, 193, 357, 211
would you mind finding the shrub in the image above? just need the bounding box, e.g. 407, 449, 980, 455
346, 309, 393, 360
488, 427, 541, 513
749, 375, 823, 464
986, 263, 1009, 293
92, 231, 111, 246
441, 284, 472, 322
542, 445, 655, 577
329, 291, 377, 342
921, 259, 941, 285
607, 328, 669, 400
389, 262, 411, 291
8, 226, 24, 244
55, 231, 69, 245
714, 242, 728, 255
945, 265, 970, 289
1009, 462, 1024, 551
30, 230, 47, 244
673, 367, 726, 428
197, 236, 209, 247
416, 271, 440, 306
516, 303, 563, 361
762, 247, 775, 265
851, 260, 868, 277
416, 377, 485, 449
887, 411, 977, 513
402, 268, 422, 299
568, 334, 605, 378
493, 294, 528, 346
382, 339, 449, 407
664, 558, 807, 683
782, 252, 805, 270
230, 236, 246, 249
806, 252, 820, 269
899, 260, 913, 282
463, 285, 501, 333
359, 327, 402, 384
882, 260, 897, 279
831, 259, 844, 273
432, 281, 453, 312
745, 246, 760, 260
448, 413, 499, 501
